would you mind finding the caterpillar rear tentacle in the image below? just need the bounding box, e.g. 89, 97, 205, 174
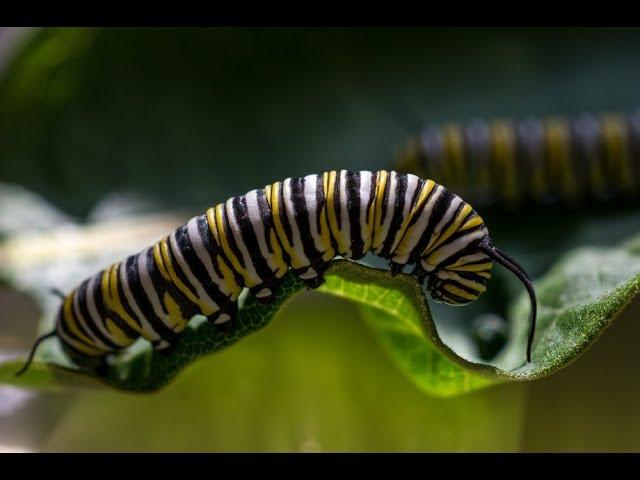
15, 330, 57, 377
17, 170, 538, 378
48, 288, 67, 301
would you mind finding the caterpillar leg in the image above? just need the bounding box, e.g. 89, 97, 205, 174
302, 275, 325, 290
207, 303, 238, 334
93, 355, 111, 378
154, 337, 178, 357
249, 280, 281, 304
215, 317, 235, 335
252, 287, 275, 303
389, 261, 405, 276
410, 264, 428, 283
297, 265, 327, 290
61, 343, 112, 377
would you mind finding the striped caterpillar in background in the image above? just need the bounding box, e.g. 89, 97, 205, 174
18, 170, 537, 377
395, 111, 640, 207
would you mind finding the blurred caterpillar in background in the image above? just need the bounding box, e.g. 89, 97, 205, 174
17, 170, 537, 377
395, 111, 640, 208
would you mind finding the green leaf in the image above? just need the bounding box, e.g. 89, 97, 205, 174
318, 264, 500, 396
496, 239, 640, 380
0, 360, 102, 390
4, 229, 640, 397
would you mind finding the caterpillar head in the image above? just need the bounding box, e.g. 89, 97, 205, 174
426, 250, 493, 306
425, 236, 537, 363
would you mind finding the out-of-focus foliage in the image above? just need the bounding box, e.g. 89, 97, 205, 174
3, 28, 640, 217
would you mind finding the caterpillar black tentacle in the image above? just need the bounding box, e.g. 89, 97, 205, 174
49, 287, 67, 301
15, 330, 57, 377
395, 111, 640, 208
477, 238, 537, 362
17, 170, 538, 376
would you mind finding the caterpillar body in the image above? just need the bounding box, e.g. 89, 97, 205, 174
395, 111, 640, 208
18, 170, 537, 376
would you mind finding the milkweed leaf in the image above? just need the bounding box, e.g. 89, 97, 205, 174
4, 231, 640, 396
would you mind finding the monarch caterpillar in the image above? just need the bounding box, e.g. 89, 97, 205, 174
17, 170, 537, 376
395, 111, 640, 207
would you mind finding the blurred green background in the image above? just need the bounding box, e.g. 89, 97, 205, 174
2, 27, 640, 451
